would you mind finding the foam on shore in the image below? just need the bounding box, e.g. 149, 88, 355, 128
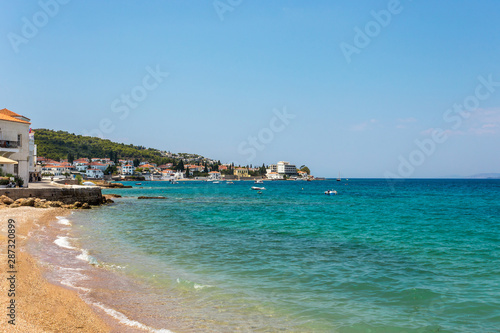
54, 236, 77, 250
92, 302, 174, 333
56, 216, 72, 225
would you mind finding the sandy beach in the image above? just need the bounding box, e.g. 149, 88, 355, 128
0, 207, 110, 332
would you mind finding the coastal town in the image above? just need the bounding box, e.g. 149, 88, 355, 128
0, 108, 314, 188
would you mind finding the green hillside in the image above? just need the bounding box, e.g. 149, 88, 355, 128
34, 129, 168, 163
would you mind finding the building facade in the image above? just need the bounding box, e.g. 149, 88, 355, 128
0, 108, 33, 186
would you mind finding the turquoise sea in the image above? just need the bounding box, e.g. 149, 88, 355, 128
32, 179, 500, 332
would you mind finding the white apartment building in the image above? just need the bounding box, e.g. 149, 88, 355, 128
0, 108, 33, 186
277, 161, 297, 175
267, 161, 297, 178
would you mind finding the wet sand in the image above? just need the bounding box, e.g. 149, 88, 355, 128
0, 207, 110, 332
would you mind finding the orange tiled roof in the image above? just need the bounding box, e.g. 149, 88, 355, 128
0, 108, 31, 124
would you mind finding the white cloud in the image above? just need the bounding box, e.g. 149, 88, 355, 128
350, 119, 377, 131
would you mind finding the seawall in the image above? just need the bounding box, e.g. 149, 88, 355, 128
0, 187, 103, 205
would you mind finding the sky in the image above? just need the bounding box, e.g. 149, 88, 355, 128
1, 0, 499, 178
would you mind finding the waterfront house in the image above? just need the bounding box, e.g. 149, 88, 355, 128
266, 172, 283, 180
234, 167, 249, 178
208, 171, 221, 180
0, 108, 34, 186
161, 169, 174, 180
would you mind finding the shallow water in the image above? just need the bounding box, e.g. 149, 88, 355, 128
31, 179, 500, 332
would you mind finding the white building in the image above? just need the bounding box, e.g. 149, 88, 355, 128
86, 168, 104, 179
267, 161, 297, 178
89, 162, 107, 171
0, 108, 33, 186
74, 163, 89, 172
266, 171, 283, 180
208, 171, 221, 180
122, 164, 135, 175
277, 161, 297, 175
161, 169, 174, 180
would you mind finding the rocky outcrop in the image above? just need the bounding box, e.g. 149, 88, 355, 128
0, 190, 118, 210
0, 188, 103, 205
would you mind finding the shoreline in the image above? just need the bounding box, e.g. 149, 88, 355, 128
0, 207, 111, 332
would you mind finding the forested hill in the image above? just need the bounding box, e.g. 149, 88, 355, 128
34, 129, 166, 162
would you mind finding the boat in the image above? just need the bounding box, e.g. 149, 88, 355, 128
227, 181, 234, 184
324, 190, 337, 195
254, 180, 264, 184
251, 186, 265, 190
213, 181, 220, 184
257, 191, 263, 194
135, 183, 142, 185
337, 172, 341, 181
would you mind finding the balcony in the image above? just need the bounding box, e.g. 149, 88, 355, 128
0, 140, 20, 152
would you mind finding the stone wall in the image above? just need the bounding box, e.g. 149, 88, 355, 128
0, 187, 103, 205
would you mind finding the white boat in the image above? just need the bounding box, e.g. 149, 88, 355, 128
213, 181, 220, 184
254, 180, 264, 184
251, 186, 265, 190
227, 181, 234, 184
324, 190, 337, 195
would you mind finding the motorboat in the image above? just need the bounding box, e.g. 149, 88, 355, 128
226, 181, 234, 184
135, 183, 142, 185
324, 190, 337, 195
251, 186, 265, 190
213, 181, 220, 184
254, 180, 264, 184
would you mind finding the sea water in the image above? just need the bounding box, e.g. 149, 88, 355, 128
31, 179, 500, 332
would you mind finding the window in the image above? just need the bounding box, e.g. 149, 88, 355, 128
14, 164, 18, 174
17, 134, 22, 147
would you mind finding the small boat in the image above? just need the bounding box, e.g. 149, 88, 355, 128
254, 180, 264, 184
257, 191, 263, 194
227, 181, 234, 184
251, 186, 265, 190
213, 181, 220, 184
324, 190, 337, 195
135, 183, 142, 185
337, 172, 341, 181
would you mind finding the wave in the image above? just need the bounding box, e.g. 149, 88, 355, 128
92, 302, 173, 333
176, 277, 213, 290
54, 236, 77, 250
56, 216, 72, 226
76, 249, 101, 266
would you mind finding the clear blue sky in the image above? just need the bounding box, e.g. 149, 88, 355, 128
1, 0, 499, 178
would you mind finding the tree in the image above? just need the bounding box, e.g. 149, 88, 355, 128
133, 159, 140, 167
104, 165, 117, 175
300, 165, 311, 175
67, 153, 74, 164
177, 160, 185, 171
